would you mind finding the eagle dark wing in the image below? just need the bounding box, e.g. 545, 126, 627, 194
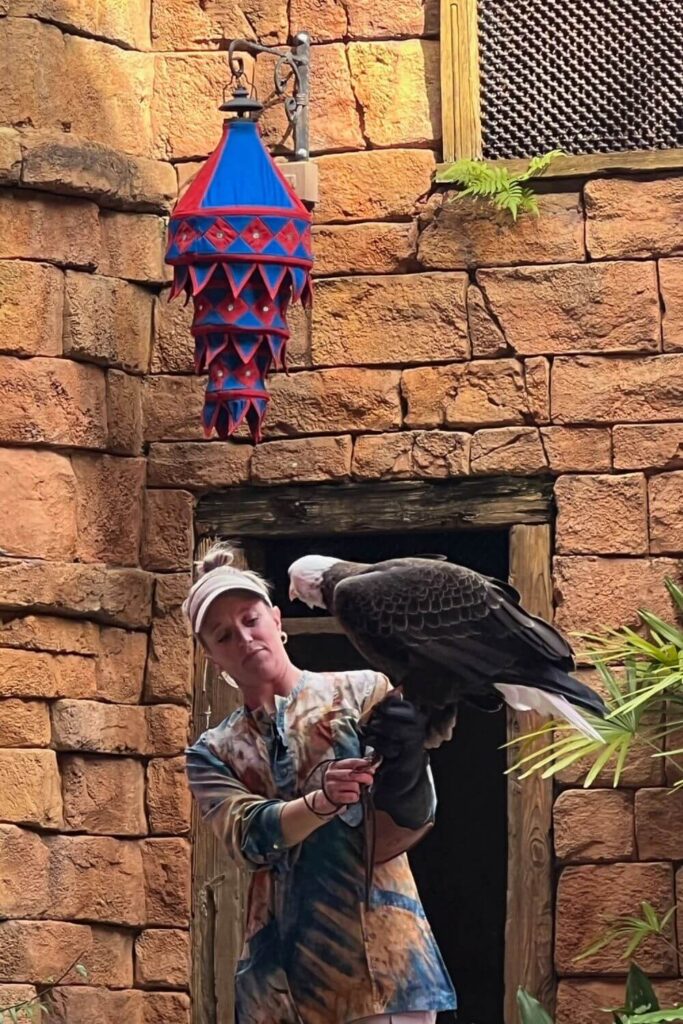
331, 559, 574, 706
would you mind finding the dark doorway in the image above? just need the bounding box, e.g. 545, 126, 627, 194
257, 528, 510, 1024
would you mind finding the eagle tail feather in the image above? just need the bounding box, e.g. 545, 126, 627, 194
495, 683, 604, 742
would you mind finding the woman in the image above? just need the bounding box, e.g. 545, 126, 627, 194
184, 545, 457, 1024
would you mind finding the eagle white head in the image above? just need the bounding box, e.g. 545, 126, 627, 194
288, 555, 342, 609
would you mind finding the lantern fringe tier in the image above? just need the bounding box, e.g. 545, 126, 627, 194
165, 116, 313, 443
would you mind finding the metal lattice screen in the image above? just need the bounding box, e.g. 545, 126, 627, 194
478, 0, 683, 159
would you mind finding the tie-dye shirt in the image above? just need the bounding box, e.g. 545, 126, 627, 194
186, 668, 457, 1024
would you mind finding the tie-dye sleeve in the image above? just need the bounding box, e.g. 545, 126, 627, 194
186, 735, 294, 873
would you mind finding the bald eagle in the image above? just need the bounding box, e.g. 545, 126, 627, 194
288, 554, 606, 744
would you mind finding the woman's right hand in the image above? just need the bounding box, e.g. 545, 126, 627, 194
315, 757, 378, 813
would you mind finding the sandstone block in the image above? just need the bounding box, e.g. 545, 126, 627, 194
144, 575, 193, 707
411, 431, 470, 478
152, 0, 287, 48
107, 370, 144, 456
467, 285, 509, 358
52, 701, 187, 757
142, 490, 194, 572
135, 928, 190, 988
555, 863, 676, 975
0, 749, 62, 828
307, 44, 364, 154
96, 628, 147, 704
52, 700, 147, 755
419, 192, 584, 269
0, 919, 133, 986
524, 356, 550, 423
636, 788, 683, 859
551, 355, 683, 424
0, 649, 96, 700
152, 53, 235, 161
312, 272, 469, 366
312, 223, 417, 276
402, 358, 529, 429
143, 375, 204, 442
47, 835, 146, 926
266, 368, 402, 437
351, 431, 470, 479
145, 705, 190, 756
61, 755, 146, 836
0, 826, 50, 918
64, 272, 153, 373
347, 41, 440, 147
291, 0, 438, 40
540, 428, 612, 472
47, 988, 143, 1024
470, 427, 547, 474
314, 149, 436, 223
0, 127, 21, 184
0, 18, 69, 139
142, 839, 191, 927
649, 472, 683, 554
62, 36, 154, 157
0, 449, 77, 560
146, 757, 191, 836
613, 424, 683, 471
553, 556, 683, 635
0, 189, 100, 269
251, 436, 352, 484
660, 258, 683, 351
71, 454, 146, 567
20, 130, 176, 213
151, 291, 194, 374
144, 991, 191, 1024
0, 356, 107, 449
0, 615, 99, 656
555, 474, 648, 555
553, 790, 634, 863
0, 260, 63, 357
0, 986, 38, 1011
586, 177, 683, 259
147, 441, 252, 490
100, 212, 169, 285
0, 560, 153, 629
477, 261, 660, 356
8, 0, 150, 48
0, 699, 50, 747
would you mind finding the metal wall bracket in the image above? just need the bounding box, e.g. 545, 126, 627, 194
227, 33, 311, 161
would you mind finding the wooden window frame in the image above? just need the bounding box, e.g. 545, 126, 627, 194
439, 0, 683, 176
190, 477, 556, 1024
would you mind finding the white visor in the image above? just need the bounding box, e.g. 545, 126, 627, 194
184, 566, 273, 636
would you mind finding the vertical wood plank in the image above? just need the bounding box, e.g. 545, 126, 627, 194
504, 524, 555, 1024
190, 540, 248, 1024
440, 0, 483, 161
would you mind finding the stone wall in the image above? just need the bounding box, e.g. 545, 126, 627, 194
0, 2, 683, 1023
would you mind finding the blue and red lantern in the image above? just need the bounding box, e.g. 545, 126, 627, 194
165, 98, 313, 442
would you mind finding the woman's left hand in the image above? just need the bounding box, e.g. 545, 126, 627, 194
318, 757, 378, 812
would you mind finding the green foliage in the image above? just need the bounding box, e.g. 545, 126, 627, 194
518, 963, 683, 1024
575, 902, 677, 964
506, 579, 683, 787
436, 149, 564, 220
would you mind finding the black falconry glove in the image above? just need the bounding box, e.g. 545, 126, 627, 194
359, 692, 434, 830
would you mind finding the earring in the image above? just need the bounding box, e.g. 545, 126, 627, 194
280, 631, 288, 646
220, 671, 239, 689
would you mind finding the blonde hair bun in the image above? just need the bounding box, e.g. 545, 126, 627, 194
197, 541, 238, 577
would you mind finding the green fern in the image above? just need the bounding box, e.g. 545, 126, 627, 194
437, 149, 564, 220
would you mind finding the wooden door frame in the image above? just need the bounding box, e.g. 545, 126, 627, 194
191, 476, 556, 1024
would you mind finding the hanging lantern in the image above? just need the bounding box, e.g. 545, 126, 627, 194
165, 83, 313, 443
